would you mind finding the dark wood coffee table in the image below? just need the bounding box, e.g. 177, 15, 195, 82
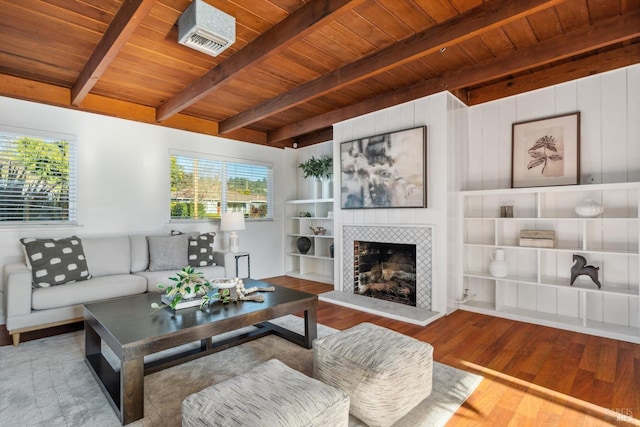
83, 279, 317, 425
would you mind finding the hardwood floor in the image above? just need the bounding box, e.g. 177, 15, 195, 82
2, 276, 638, 426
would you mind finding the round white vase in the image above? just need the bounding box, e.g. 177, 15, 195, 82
575, 198, 603, 218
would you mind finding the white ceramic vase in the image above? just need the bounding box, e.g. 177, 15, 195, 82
312, 179, 322, 199
575, 198, 603, 218
489, 249, 508, 278
322, 178, 333, 199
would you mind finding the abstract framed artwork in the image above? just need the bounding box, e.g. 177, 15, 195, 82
340, 126, 427, 209
511, 112, 580, 188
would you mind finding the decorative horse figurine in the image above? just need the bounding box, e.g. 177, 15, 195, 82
570, 254, 601, 289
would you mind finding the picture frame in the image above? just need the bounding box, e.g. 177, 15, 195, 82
340, 126, 427, 209
511, 112, 580, 188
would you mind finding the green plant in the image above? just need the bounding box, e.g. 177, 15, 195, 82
298, 155, 333, 180
152, 265, 211, 309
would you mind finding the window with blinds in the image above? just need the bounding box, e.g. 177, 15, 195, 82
170, 151, 273, 221
0, 127, 77, 224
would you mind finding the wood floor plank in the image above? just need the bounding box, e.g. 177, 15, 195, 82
2, 275, 639, 425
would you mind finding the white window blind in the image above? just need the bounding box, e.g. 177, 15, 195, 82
0, 127, 78, 224
170, 151, 273, 221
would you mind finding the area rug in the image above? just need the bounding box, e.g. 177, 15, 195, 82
0, 316, 482, 426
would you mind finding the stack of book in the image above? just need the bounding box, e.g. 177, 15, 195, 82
519, 230, 555, 248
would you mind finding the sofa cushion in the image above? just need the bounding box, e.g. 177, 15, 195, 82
147, 234, 188, 271
187, 232, 216, 267
32, 274, 147, 310
82, 235, 131, 277
129, 235, 149, 273
20, 236, 92, 288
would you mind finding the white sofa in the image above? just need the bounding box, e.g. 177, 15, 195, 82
3, 234, 232, 346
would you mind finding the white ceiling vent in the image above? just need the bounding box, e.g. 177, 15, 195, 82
178, 0, 235, 57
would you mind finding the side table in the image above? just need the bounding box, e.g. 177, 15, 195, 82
233, 251, 250, 278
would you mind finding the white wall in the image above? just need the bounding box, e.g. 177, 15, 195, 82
332, 92, 468, 315
0, 97, 288, 322
467, 64, 640, 190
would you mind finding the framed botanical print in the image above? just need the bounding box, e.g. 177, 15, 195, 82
511, 112, 580, 188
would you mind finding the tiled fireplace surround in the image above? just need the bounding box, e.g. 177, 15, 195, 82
320, 224, 440, 325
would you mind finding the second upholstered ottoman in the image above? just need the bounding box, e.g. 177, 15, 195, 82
313, 322, 433, 427
182, 358, 350, 427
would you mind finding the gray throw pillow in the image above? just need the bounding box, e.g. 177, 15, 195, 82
20, 236, 92, 288
147, 234, 189, 271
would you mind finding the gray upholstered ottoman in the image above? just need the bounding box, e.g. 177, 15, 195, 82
313, 322, 433, 427
182, 358, 350, 427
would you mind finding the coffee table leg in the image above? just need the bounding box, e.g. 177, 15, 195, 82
85, 320, 100, 357
304, 304, 318, 349
121, 356, 144, 424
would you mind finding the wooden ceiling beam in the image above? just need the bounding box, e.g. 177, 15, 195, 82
467, 43, 640, 105
220, 0, 563, 134
267, 11, 640, 143
155, 0, 366, 122
71, 0, 157, 106
295, 127, 334, 148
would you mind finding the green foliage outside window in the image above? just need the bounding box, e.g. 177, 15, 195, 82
0, 135, 73, 222
170, 153, 272, 221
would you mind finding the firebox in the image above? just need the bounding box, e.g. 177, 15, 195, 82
354, 240, 417, 307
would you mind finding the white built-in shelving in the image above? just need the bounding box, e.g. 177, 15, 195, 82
459, 182, 640, 343
284, 198, 334, 284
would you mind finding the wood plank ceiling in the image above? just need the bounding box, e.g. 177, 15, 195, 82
0, 0, 638, 148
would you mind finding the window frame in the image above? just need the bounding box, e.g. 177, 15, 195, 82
0, 125, 78, 226
169, 149, 273, 223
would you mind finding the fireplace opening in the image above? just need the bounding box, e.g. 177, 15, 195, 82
354, 240, 417, 307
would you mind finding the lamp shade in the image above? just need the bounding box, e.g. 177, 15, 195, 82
220, 212, 246, 231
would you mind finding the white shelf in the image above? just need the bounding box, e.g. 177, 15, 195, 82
463, 242, 638, 256
459, 303, 640, 343
463, 271, 638, 296
459, 182, 640, 343
285, 270, 333, 285
465, 216, 637, 221
285, 198, 334, 204
284, 198, 334, 284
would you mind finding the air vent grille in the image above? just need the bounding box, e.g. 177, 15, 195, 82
178, 0, 235, 57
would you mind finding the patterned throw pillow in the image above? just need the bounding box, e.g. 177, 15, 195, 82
172, 230, 217, 267
188, 232, 216, 267
20, 236, 92, 288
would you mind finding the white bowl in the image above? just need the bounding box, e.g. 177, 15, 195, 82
210, 278, 237, 289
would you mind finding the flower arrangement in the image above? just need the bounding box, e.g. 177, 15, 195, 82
298, 155, 332, 180
151, 265, 211, 310
151, 267, 276, 312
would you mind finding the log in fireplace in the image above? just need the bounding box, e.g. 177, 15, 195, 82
354, 240, 417, 307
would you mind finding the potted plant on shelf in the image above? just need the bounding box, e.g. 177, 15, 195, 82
298, 155, 333, 199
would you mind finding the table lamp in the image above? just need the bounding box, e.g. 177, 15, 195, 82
220, 212, 246, 253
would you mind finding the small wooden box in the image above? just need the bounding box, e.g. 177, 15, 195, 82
519, 230, 555, 248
